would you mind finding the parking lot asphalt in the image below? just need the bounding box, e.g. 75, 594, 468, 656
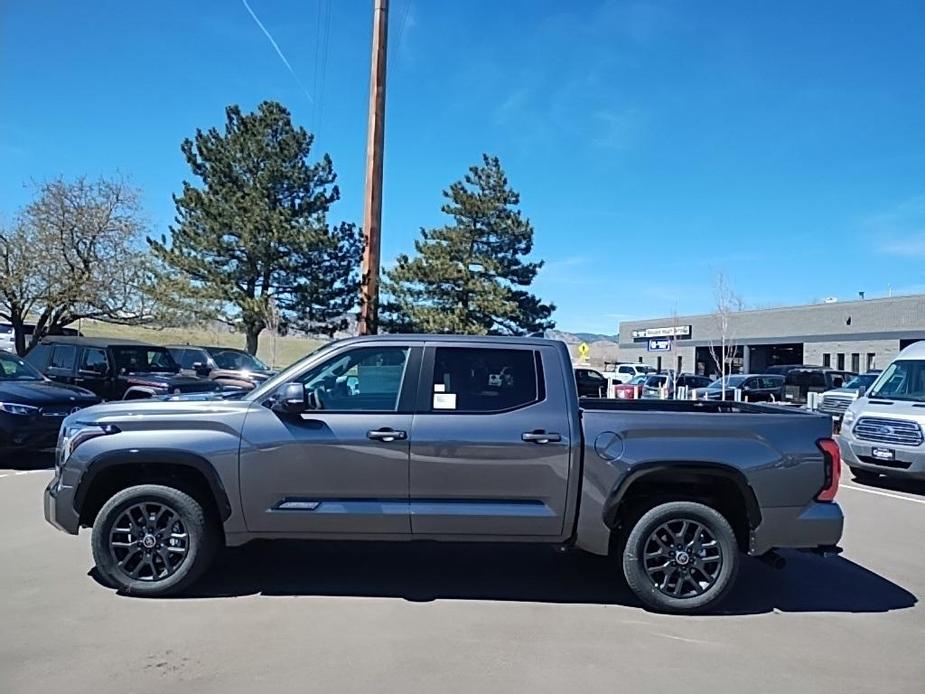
0, 460, 922, 694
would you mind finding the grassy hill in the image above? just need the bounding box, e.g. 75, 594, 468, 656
76, 320, 326, 370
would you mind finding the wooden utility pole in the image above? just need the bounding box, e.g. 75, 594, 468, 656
358, 0, 389, 335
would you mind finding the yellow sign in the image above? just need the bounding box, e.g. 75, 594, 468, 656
577, 342, 590, 360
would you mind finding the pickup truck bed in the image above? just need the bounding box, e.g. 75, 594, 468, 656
576, 398, 843, 557
44, 334, 843, 613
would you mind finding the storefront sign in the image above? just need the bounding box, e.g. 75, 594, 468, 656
632, 325, 692, 339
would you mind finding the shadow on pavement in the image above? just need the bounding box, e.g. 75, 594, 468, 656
849, 471, 925, 497
159, 540, 916, 615
0, 450, 54, 470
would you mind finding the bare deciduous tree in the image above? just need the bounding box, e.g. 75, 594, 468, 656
708, 272, 744, 400
0, 176, 167, 354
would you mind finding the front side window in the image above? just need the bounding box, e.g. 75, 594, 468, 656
298, 346, 409, 412
80, 348, 109, 372
178, 349, 208, 369
618, 365, 634, 375
111, 347, 179, 373
50, 345, 77, 370
210, 349, 268, 371
430, 347, 539, 413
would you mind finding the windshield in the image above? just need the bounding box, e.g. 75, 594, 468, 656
208, 349, 268, 371
844, 373, 878, 390
867, 360, 925, 402
111, 347, 179, 374
0, 352, 44, 381
708, 375, 747, 389
627, 375, 648, 385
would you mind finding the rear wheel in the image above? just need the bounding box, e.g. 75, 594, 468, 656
91, 484, 217, 596
622, 501, 739, 614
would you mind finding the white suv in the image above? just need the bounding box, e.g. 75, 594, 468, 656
839, 342, 925, 482
603, 363, 656, 384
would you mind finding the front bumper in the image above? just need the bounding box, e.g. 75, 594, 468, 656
838, 435, 925, 480
749, 501, 844, 556
44, 470, 81, 535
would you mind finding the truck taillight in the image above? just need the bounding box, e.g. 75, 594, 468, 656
816, 438, 841, 502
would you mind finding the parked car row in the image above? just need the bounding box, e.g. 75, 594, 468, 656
0, 336, 275, 452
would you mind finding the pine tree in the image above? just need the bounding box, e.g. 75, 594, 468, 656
382, 155, 555, 335
149, 101, 362, 354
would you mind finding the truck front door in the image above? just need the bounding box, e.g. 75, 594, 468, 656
409, 343, 574, 538
239, 342, 421, 535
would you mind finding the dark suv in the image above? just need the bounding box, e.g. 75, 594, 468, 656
167, 345, 275, 392
765, 365, 856, 403
25, 337, 222, 400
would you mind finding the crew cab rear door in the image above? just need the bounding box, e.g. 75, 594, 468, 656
408, 342, 574, 537
239, 341, 421, 534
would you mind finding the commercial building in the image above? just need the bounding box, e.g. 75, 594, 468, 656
618, 294, 925, 377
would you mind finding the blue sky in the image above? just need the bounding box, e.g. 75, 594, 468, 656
2, 1, 924, 334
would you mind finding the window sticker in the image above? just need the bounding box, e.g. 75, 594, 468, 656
433, 383, 446, 392
433, 393, 457, 410
488, 373, 502, 387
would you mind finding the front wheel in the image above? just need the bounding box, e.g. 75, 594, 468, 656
622, 501, 740, 613
91, 484, 218, 596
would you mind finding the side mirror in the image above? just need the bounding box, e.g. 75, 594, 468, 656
272, 382, 307, 414
192, 362, 212, 376
857, 385, 867, 397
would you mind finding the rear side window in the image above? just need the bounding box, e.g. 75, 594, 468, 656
431, 347, 540, 413
49, 344, 77, 370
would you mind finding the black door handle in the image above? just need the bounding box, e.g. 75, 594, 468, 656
522, 431, 562, 444
368, 428, 407, 442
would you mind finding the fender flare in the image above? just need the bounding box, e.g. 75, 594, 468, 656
73, 448, 232, 521
602, 461, 762, 530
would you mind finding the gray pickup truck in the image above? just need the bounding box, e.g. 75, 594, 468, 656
44, 335, 844, 613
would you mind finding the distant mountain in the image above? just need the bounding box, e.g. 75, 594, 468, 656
545, 330, 619, 344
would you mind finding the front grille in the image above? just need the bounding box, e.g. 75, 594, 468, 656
820, 395, 853, 414
41, 405, 81, 417
853, 417, 924, 447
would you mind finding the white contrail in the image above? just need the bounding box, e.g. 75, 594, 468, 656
240, 0, 314, 103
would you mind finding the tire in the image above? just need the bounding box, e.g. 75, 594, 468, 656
849, 466, 879, 483
622, 501, 740, 614
91, 484, 218, 597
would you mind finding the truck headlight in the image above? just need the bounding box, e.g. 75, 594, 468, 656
0, 402, 40, 416
58, 423, 120, 465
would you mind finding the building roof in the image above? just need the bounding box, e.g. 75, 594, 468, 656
618, 293, 925, 348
